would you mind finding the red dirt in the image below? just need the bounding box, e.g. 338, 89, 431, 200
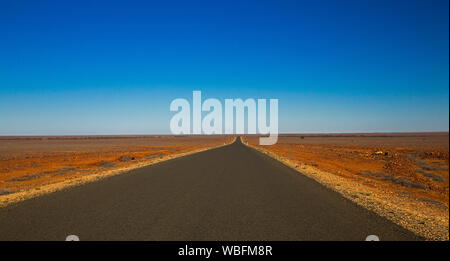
0, 135, 233, 195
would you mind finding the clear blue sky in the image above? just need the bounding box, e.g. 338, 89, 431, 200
0, 0, 448, 135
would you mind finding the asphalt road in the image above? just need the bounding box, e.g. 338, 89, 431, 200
0, 138, 421, 240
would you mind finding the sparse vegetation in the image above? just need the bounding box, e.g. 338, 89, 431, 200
243, 133, 449, 240
0, 135, 234, 200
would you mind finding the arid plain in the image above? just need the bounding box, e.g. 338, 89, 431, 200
0, 133, 448, 240
0, 135, 234, 206
244, 132, 449, 240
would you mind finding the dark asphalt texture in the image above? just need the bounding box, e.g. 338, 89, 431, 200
0, 138, 421, 241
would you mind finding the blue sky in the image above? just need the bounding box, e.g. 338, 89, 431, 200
0, 0, 448, 135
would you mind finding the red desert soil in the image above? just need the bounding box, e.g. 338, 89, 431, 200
244, 133, 449, 240
0, 135, 234, 203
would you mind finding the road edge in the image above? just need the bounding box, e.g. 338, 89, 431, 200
240, 137, 448, 241
0, 137, 237, 208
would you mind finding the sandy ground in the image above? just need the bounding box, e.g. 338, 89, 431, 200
243, 133, 449, 240
1, 133, 447, 240
0, 135, 234, 206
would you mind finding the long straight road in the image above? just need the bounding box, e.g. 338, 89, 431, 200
0, 138, 420, 240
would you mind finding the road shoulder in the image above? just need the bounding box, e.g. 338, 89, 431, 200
241, 137, 448, 241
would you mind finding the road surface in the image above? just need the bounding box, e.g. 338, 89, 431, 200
0, 138, 421, 240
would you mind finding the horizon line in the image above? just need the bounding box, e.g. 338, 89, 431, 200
0, 131, 449, 137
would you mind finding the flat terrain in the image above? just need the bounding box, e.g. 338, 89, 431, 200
0, 135, 233, 199
244, 133, 449, 240
0, 138, 420, 240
